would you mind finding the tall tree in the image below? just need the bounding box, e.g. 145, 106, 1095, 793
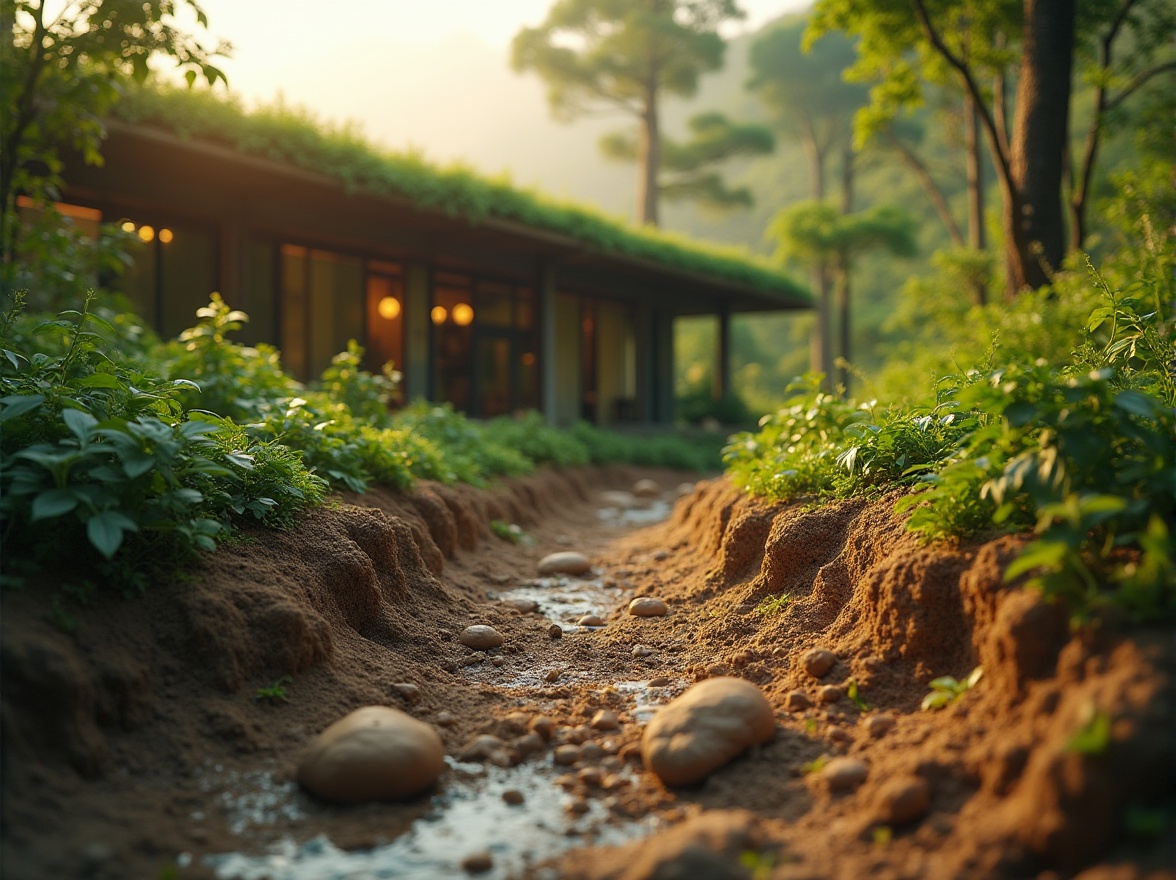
747, 20, 867, 383
599, 111, 774, 212
511, 0, 745, 227
810, 0, 1173, 297
769, 201, 916, 393
0, 1, 227, 287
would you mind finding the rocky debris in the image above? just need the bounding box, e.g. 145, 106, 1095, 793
786, 690, 813, 711
554, 744, 582, 766
578, 614, 606, 627
461, 851, 493, 874
632, 645, 654, 657
628, 597, 669, 617
633, 479, 661, 499
874, 777, 932, 824
676, 482, 695, 496
822, 757, 869, 792
530, 716, 556, 740
501, 598, 538, 614
600, 490, 637, 509
590, 709, 620, 731
649, 676, 671, 688
514, 731, 546, 755
391, 683, 420, 702
296, 706, 444, 804
502, 789, 525, 805
864, 713, 896, 737
459, 626, 504, 650
456, 734, 511, 764
817, 685, 844, 704
651, 549, 670, 561
544, 669, 562, 683
538, 551, 592, 576
548, 624, 564, 639
642, 677, 775, 786
802, 648, 838, 678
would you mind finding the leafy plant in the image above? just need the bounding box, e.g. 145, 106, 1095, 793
255, 675, 292, 704
755, 593, 792, 617
802, 754, 829, 774
1066, 703, 1112, 755
490, 520, 533, 545
921, 666, 983, 711
846, 678, 869, 712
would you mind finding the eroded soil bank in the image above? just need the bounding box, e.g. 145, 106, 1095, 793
2, 467, 1173, 879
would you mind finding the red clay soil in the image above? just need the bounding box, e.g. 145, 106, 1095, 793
1, 467, 1173, 880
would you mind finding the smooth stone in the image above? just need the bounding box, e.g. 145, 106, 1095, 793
460, 625, 504, 650
649, 676, 671, 688
865, 713, 896, 737
297, 706, 444, 803
785, 690, 813, 711
530, 715, 556, 740
457, 734, 508, 763
676, 482, 695, 497
461, 852, 493, 874
632, 645, 654, 658
502, 598, 538, 614
392, 683, 420, 701
553, 744, 581, 766
652, 549, 670, 561
629, 597, 669, 617
600, 490, 637, 509
633, 479, 661, 498
538, 551, 592, 576
578, 614, 606, 627
802, 648, 838, 678
642, 677, 775, 786
876, 777, 932, 824
590, 709, 620, 731
822, 757, 869, 792
548, 624, 563, 639
502, 789, 525, 805
817, 685, 843, 704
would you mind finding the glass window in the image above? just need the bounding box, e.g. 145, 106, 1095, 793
366, 264, 404, 376
433, 276, 474, 413
280, 245, 364, 379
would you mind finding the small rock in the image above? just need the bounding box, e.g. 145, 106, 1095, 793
553, 744, 582, 766
577, 767, 603, 786
649, 676, 671, 688
633, 479, 661, 498
827, 726, 852, 744
513, 731, 546, 755
864, 714, 896, 738
457, 734, 508, 763
502, 789, 525, 805
578, 614, 606, 627
544, 669, 562, 683
461, 852, 493, 874
876, 777, 932, 824
491, 657, 504, 667
600, 490, 637, 509
591, 709, 621, 731
642, 677, 775, 786
296, 707, 444, 804
802, 649, 838, 678
632, 645, 654, 658
392, 683, 420, 701
822, 757, 869, 792
460, 626, 504, 650
579, 742, 606, 762
628, 597, 669, 617
567, 798, 590, 815
602, 772, 630, 791
538, 551, 592, 576
548, 624, 564, 640
435, 711, 456, 727
817, 685, 843, 704
785, 690, 813, 713
704, 662, 730, 678
618, 742, 643, 762
730, 651, 751, 668
652, 549, 670, 561
676, 482, 695, 497
530, 715, 556, 740
502, 598, 538, 614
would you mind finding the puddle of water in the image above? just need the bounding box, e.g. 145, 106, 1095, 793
206, 759, 657, 880
492, 575, 623, 632
596, 499, 673, 527
613, 680, 686, 724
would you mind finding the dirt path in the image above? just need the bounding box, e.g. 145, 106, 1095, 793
2, 467, 1173, 880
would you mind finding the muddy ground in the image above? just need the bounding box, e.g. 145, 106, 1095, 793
2, 466, 1173, 880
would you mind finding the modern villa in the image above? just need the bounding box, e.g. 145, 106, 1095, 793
52, 88, 810, 426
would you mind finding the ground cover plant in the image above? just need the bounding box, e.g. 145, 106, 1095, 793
725, 206, 1175, 623
1, 287, 718, 593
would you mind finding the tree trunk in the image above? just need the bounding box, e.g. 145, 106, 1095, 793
837, 148, 854, 393
809, 265, 833, 388
637, 79, 660, 227
799, 115, 825, 201
1007, 0, 1075, 295
964, 93, 987, 305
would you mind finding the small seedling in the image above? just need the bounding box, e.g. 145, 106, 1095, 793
803, 717, 818, 736
802, 754, 829, 775
1066, 703, 1112, 755
921, 666, 983, 711
489, 520, 533, 545
846, 677, 869, 711
872, 826, 893, 848
255, 675, 292, 703
755, 592, 791, 616
739, 849, 776, 880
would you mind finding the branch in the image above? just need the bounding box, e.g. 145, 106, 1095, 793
908, 0, 1012, 184
1105, 60, 1176, 112
884, 130, 964, 246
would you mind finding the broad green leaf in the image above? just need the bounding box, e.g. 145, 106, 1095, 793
62, 408, 98, 440
0, 394, 45, 422
31, 489, 79, 520
1114, 390, 1156, 418
1003, 401, 1037, 427
86, 511, 139, 559
74, 372, 122, 389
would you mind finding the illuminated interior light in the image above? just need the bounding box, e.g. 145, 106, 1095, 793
521, 352, 536, 367
159, 228, 174, 244
121, 221, 135, 233
430, 306, 448, 325
377, 296, 402, 320
138, 225, 155, 242
452, 303, 474, 326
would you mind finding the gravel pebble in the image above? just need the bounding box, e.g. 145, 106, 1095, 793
802, 648, 838, 678
548, 624, 564, 639
553, 744, 582, 766
876, 777, 932, 824
502, 598, 538, 614
648, 676, 671, 688
578, 614, 606, 627
633, 479, 661, 498
865, 714, 896, 737
628, 597, 669, 617
502, 789, 525, 805
459, 626, 504, 650
538, 551, 592, 576
821, 757, 869, 791
461, 852, 493, 874
392, 683, 420, 701
785, 690, 813, 711
530, 716, 556, 740
632, 645, 654, 658
817, 685, 844, 704
590, 710, 621, 731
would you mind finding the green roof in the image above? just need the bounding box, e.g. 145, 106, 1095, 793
113, 85, 810, 304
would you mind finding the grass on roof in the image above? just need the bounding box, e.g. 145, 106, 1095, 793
113, 85, 810, 303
